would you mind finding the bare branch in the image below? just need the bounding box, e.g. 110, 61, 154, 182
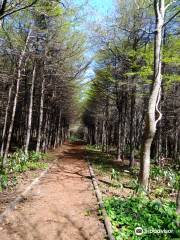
163, 10, 180, 28
0, 0, 39, 20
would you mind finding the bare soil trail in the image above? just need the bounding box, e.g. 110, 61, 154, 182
0, 144, 106, 240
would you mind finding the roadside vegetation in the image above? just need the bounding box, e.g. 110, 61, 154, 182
86, 145, 180, 239
0, 150, 47, 192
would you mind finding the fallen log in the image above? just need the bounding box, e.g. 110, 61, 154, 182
87, 160, 115, 240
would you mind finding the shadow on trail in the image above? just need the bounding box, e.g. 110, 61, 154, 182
2, 206, 96, 240
86, 149, 131, 172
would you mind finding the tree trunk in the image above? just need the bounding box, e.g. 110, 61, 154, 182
3, 29, 32, 164
129, 87, 136, 168
117, 109, 122, 161
36, 74, 45, 152
56, 109, 62, 146
139, 0, 165, 190
42, 113, 48, 152
122, 93, 127, 160
102, 119, 106, 152
24, 63, 36, 154
0, 83, 13, 157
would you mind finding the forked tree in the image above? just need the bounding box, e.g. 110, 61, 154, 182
139, 0, 180, 190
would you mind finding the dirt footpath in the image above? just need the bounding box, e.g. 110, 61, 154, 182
0, 144, 106, 240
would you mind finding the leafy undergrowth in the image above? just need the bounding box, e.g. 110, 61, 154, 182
68, 135, 85, 144
104, 196, 180, 240
85, 145, 180, 240
0, 150, 48, 192
86, 145, 179, 200
86, 145, 135, 197
86, 144, 118, 175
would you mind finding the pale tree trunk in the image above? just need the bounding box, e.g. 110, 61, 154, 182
139, 0, 165, 190
3, 29, 32, 165
36, 74, 45, 152
117, 109, 122, 161
0, 83, 13, 157
24, 63, 36, 154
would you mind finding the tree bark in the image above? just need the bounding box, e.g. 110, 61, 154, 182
139, 0, 164, 190
102, 119, 106, 152
117, 109, 122, 161
129, 87, 136, 168
36, 73, 45, 152
24, 62, 36, 154
0, 83, 13, 157
56, 109, 62, 146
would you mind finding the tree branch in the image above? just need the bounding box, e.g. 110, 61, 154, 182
155, 87, 162, 125
0, 0, 38, 20
0, 0, 8, 15
163, 10, 180, 28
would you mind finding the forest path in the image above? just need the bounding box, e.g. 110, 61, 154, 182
0, 144, 106, 240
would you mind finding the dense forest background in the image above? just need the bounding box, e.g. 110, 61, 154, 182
0, 0, 87, 162
82, 0, 180, 185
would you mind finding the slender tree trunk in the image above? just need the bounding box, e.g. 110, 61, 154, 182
139, 0, 165, 190
102, 119, 106, 152
129, 87, 136, 168
0, 83, 13, 157
122, 94, 127, 160
60, 127, 64, 145
56, 109, 62, 146
42, 113, 48, 152
36, 74, 45, 152
24, 63, 36, 154
174, 121, 179, 161
105, 98, 109, 153
117, 109, 122, 161
94, 120, 98, 146
3, 29, 32, 164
